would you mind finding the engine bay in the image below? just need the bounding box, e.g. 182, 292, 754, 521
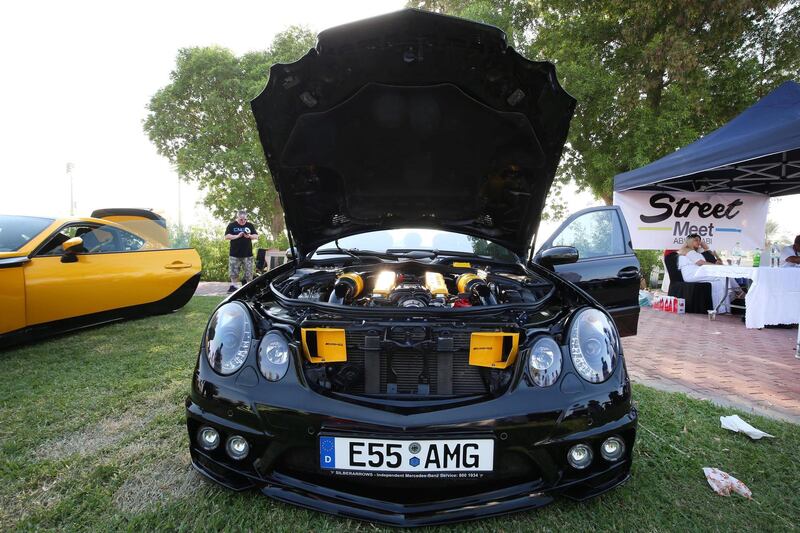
257, 261, 560, 397
271, 262, 552, 309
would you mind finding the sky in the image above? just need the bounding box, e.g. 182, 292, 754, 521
0, 0, 406, 226
1, 0, 798, 245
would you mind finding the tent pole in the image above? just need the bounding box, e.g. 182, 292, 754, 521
796, 324, 800, 359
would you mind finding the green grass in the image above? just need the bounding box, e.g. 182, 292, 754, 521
1, 296, 798, 531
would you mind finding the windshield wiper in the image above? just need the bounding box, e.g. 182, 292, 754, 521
315, 248, 400, 260
319, 248, 437, 260
386, 248, 496, 259
315, 247, 515, 264
334, 238, 362, 263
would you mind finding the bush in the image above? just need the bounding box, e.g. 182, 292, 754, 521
635, 249, 663, 289
188, 227, 230, 281
170, 225, 289, 281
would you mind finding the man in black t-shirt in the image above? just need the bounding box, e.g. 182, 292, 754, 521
225, 210, 258, 292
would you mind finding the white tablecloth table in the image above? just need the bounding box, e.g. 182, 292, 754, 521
696, 265, 800, 329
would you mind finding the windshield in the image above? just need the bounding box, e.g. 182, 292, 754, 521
315, 229, 518, 261
0, 215, 54, 252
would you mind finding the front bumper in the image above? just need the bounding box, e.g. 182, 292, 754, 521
185, 381, 637, 526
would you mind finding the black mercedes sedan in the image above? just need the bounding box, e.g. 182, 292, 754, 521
185, 8, 641, 526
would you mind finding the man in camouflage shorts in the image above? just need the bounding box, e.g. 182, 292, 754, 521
224, 210, 258, 293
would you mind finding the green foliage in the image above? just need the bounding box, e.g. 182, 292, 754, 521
413, 0, 535, 46
466, 236, 519, 260
635, 249, 664, 288
765, 218, 779, 243
168, 224, 190, 248
144, 27, 316, 238
188, 226, 230, 281
408, 1, 800, 203
551, 210, 620, 259
184, 225, 288, 281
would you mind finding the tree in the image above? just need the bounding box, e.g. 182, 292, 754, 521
765, 218, 779, 243
409, 1, 800, 205
144, 27, 316, 238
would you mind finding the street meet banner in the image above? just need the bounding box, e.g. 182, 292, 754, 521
613, 191, 768, 250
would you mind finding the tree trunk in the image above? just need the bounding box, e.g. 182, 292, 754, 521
646, 68, 666, 111
270, 197, 285, 241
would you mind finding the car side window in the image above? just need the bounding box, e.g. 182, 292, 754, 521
114, 228, 146, 252
38, 224, 93, 256
37, 224, 145, 256
551, 209, 625, 259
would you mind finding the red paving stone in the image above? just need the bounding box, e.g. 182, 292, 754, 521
623, 307, 800, 422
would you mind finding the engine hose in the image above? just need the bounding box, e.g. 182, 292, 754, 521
328, 272, 364, 304
456, 273, 497, 306
474, 283, 498, 306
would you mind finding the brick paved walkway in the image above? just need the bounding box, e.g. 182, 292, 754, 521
195, 281, 233, 297
623, 307, 800, 423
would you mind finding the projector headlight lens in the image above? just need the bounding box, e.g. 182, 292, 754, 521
226, 435, 250, 460
527, 336, 562, 387
205, 302, 253, 375
567, 443, 593, 470
569, 308, 619, 383
258, 331, 291, 381
197, 426, 220, 451
601, 436, 626, 462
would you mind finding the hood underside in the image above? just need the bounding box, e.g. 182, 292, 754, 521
251, 9, 575, 257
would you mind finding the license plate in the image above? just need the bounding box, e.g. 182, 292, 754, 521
319, 437, 494, 472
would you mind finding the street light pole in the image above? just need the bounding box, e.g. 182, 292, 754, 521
177, 175, 183, 229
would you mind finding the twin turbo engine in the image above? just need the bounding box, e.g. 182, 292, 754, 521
324, 270, 497, 308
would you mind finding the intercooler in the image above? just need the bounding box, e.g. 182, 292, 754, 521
343, 327, 488, 396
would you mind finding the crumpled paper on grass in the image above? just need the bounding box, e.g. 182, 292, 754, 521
720, 415, 774, 440
702, 467, 752, 499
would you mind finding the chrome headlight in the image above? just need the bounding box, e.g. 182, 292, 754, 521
257, 331, 290, 381
568, 308, 619, 383
205, 302, 253, 375
527, 336, 562, 386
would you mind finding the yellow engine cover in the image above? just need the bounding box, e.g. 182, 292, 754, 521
468, 332, 520, 368
301, 328, 347, 363
372, 270, 396, 297
424, 272, 449, 296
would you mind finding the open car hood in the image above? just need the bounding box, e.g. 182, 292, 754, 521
251, 9, 575, 257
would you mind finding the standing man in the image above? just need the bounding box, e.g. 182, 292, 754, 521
225, 210, 258, 292
780, 235, 800, 267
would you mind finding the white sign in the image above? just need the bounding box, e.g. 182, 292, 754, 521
613, 190, 768, 250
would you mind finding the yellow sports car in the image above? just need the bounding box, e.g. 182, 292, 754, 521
0, 208, 201, 348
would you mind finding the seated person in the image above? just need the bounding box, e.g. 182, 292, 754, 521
698, 242, 723, 264
780, 235, 800, 267
678, 234, 741, 313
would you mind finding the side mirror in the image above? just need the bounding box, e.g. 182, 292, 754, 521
285, 247, 297, 260
537, 246, 579, 268
61, 237, 83, 263
63, 237, 84, 251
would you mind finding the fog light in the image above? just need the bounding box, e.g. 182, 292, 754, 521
226, 435, 249, 460
197, 426, 220, 451
601, 436, 625, 461
567, 443, 593, 469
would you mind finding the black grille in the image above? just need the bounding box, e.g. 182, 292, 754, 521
344, 328, 487, 395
